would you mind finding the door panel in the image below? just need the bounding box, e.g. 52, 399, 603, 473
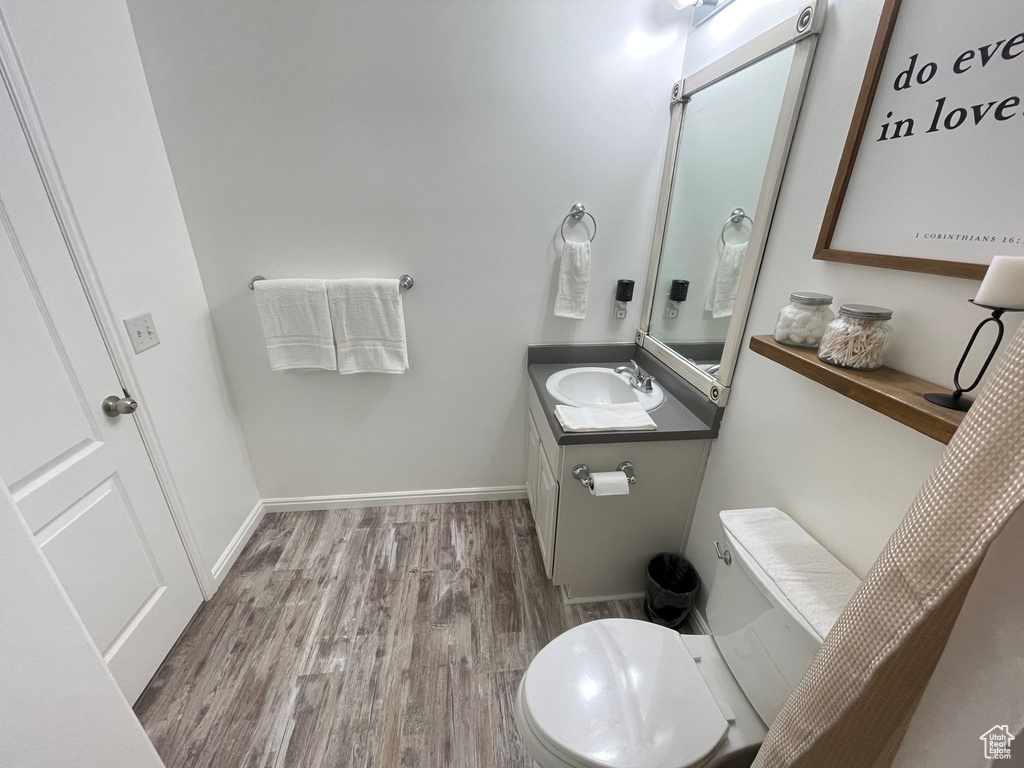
0, 241, 97, 489
536, 449, 558, 579
526, 411, 540, 508
0, 83, 202, 702
39, 477, 163, 654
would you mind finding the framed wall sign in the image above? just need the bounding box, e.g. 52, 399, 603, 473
814, 0, 1024, 280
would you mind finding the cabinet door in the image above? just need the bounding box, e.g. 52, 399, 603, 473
526, 412, 541, 508
535, 449, 558, 579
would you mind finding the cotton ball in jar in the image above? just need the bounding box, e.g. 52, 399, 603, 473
773, 292, 835, 349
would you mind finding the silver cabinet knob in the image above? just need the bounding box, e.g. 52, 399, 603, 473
102, 395, 138, 417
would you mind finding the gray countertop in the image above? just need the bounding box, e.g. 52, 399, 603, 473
527, 346, 721, 445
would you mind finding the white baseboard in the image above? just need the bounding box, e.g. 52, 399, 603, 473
560, 585, 645, 605
689, 604, 712, 635
259, 485, 528, 514
210, 500, 266, 587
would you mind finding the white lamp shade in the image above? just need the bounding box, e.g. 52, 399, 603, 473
974, 256, 1024, 310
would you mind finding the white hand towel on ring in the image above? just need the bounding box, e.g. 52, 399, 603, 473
553, 239, 592, 320
705, 240, 747, 319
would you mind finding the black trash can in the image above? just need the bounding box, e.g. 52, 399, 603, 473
644, 553, 699, 629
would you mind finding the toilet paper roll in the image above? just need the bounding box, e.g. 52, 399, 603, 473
589, 471, 630, 496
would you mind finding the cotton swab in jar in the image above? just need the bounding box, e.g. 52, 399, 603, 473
817, 304, 893, 370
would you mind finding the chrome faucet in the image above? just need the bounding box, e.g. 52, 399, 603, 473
614, 360, 656, 394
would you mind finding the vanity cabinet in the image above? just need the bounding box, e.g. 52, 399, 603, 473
525, 384, 710, 602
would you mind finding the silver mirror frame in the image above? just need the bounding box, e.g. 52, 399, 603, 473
638, 0, 825, 407
692, 0, 738, 29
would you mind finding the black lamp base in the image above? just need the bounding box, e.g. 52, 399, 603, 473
924, 392, 973, 412
926, 302, 1021, 413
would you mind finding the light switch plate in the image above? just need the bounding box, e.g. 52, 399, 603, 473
123, 312, 160, 354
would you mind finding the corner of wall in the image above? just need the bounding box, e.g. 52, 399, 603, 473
210, 499, 265, 587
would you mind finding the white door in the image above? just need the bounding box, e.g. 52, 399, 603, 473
0, 84, 202, 703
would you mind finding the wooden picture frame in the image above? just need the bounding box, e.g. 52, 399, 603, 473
813, 0, 988, 280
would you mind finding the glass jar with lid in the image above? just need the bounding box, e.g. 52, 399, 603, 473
817, 304, 894, 370
773, 292, 835, 348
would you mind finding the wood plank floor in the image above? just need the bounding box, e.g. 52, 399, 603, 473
136, 500, 677, 767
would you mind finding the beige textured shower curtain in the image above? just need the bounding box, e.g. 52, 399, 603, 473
752, 322, 1024, 768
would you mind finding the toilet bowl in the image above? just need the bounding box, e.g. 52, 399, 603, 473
515, 508, 860, 768
514, 621, 766, 768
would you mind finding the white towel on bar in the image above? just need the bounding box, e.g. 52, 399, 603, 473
553, 239, 591, 319
326, 278, 408, 374
554, 402, 656, 432
254, 279, 337, 371
705, 240, 747, 319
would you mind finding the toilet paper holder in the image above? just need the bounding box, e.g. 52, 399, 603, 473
572, 462, 637, 489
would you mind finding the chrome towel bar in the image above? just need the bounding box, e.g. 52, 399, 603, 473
248, 274, 414, 291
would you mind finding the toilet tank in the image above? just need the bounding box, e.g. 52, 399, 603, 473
706, 508, 860, 726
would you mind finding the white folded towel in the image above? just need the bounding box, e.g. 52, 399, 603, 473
553, 239, 591, 319
254, 279, 337, 371
326, 278, 408, 374
554, 402, 656, 432
719, 508, 860, 639
705, 240, 747, 319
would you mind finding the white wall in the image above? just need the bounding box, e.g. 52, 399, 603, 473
682, 0, 1024, 751
125, 0, 688, 499
0, 484, 165, 768
1, 0, 260, 581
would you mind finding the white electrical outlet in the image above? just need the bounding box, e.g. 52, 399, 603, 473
123, 312, 160, 354
664, 305, 679, 319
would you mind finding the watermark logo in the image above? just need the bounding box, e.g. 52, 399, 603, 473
980, 726, 1015, 760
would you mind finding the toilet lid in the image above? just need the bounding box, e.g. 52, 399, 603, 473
521, 619, 728, 768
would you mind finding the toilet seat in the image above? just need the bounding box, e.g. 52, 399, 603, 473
518, 619, 729, 768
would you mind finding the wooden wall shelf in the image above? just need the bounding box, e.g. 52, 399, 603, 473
749, 335, 965, 444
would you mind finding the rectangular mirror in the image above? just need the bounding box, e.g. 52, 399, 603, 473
639, 2, 824, 406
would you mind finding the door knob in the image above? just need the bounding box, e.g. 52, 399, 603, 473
102, 395, 138, 417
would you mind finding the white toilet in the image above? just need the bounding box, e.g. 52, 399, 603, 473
515, 508, 860, 768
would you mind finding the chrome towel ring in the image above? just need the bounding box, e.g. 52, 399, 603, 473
720, 207, 753, 246
560, 202, 597, 244
248, 274, 414, 290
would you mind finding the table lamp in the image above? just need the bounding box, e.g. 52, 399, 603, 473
925, 255, 1024, 412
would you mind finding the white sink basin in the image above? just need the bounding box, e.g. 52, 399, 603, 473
545, 367, 665, 412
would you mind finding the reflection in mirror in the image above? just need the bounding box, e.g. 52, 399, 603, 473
647, 46, 795, 375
